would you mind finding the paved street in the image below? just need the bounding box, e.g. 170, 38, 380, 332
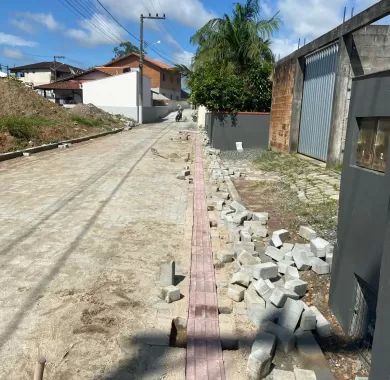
0, 115, 194, 379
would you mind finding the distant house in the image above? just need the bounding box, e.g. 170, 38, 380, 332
104, 53, 182, 101
34, 67, 123, 104
9, 61, 84, 87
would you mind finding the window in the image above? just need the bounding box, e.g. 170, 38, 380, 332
356, 117, 390, 172
162, 73, 166, 81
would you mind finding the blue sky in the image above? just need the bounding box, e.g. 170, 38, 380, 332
0, 0, 383, 70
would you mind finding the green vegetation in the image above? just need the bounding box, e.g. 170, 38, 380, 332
113, 41, 142, 58
187, 0, 279, 112
252, 150, 339, 240
0, 116, 52, 140
71, 115, 104, 127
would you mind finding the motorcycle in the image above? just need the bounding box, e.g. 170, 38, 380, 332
175, 109, 183, 122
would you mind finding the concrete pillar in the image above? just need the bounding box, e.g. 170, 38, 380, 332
326, 35, 353, 167
289, 58, 305, 152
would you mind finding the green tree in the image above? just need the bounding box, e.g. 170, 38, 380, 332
113, 41, 141, 58
188, 0, 278, 112
191, 0, 279, 70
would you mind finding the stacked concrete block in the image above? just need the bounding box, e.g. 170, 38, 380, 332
159, 260, 175, 286
219, 314, 238, 350
216, 250, 234, 263
231, 271, 252, 288
251, 331, 276, 357
284, 267, 299, 282
230, 200, 246, 213
278, 299, 304, 332
260, 321, 296, 353
278, 260, 294, 274
238, 251, 261, 266
292, 250, 312, 271
253, 262, 279, 280
215, 199, 225, 211
309, 306, 332, 337
234, 241, 255, 256
247, 350, 273, 380
265, 246, 285, 262
272, 369, 296, 379
310, 237, 330, 258
252, 212, 269, 224
299, 226, 317, 241
300, 308, 317, 331
159, 285, 180, 303
293, 368, 317, 380
270, 234, 283, 248
284, 279, 308, 297
244, 221, 268, 238
273, 229, 290, 243
269, 287, 291, 307
280, 242, 294, 253
240, 229, 253, 242
310, 257, 330, 275
253, 278, 275, 301
234, 212, 249, 226
227, 284, 246, 302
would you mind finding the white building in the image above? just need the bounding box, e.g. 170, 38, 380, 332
10, 61, 84, 87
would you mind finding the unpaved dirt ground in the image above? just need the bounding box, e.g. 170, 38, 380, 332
0, 113, 194, 379
233, 177, 369, 380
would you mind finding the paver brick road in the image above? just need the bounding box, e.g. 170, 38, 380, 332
0, 117, 193, 379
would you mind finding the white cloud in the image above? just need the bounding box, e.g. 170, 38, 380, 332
172, 50, 193, 66
67, 14, 125, 46
2, 47, 25, 60
271, 38, 298, 59
278, 0, 344, 39
19, 12, 61, 31
100, 0, 216, 29
10, 19, 35, 34
0, 32, 37, 47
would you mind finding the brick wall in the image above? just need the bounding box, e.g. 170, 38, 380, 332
105, 55, 180, 93
269, 59, 296, 152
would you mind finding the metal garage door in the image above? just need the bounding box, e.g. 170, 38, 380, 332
298, 43, 339, 161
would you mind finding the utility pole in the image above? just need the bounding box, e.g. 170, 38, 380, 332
53, 55, 65, 81
139, 13, 165, 123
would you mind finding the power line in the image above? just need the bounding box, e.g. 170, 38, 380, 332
58, 0, 122, 45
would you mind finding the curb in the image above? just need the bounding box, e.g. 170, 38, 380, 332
0, 127, 125, 162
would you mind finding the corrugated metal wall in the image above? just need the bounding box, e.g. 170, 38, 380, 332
298, 43, 339, 161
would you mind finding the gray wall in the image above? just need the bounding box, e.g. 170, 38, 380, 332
205, 112, 270, 151
142, 106, 169, 123
329, 70, 390, 380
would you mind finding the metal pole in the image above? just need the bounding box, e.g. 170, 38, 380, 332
139, 14, 144, 123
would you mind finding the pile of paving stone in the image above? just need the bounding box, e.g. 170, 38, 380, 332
203, 145, 339, 380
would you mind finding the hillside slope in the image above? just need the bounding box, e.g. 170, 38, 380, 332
0, 79, 126, 153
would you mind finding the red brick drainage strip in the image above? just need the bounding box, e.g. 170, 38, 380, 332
186, 138, 226, 379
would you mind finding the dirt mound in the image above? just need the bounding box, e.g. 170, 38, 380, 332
0, 79, 126, 153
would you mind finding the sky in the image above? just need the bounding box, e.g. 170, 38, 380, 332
0, 0, 384, 71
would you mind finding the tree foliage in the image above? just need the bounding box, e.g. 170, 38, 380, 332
113, 41, 141, 58
188, 0, 279, 112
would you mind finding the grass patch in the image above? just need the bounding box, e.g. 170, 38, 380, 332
71, 115, 105, 127
0, 116, 52, 140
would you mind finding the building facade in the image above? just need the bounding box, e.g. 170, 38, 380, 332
269, 1, 390, 167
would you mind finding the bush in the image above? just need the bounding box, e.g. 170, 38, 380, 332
189, 62, 272, 113
71, 115, 103, 127
0, 116, 43, 140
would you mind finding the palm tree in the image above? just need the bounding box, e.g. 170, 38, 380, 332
191, 0, 279, 71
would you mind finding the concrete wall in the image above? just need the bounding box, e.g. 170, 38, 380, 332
83, 71, 151, 108
205, 112, 270, 151
269, 59, 296, 152
329, 70, 390, 380
20, 70, 51, 86
142, 106, 169, 123
197, 105, 208, 128
271, 24, 390, 166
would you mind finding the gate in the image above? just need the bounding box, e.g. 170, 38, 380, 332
298, 43, 339, 161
